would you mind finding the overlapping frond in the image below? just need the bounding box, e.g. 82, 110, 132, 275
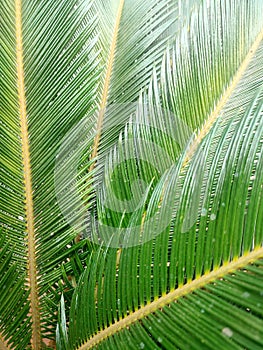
2, 0, 263, 349
61, 76, 263, 350
59, 1, 263, 349
94, 0, 263, 247
1, 0, 201, 348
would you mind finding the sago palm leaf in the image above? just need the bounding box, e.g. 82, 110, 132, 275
0, 232, 31, 349
0, 0, 198, 348
92, 0, 263, 246
56, 1, 263, 349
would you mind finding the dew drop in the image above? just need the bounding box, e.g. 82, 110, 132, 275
210, 213, 216, 221
158, 337, 162, 343
18, 215, 24, 221
222, 327, 233, 338
201, 208, 207, 216
242, 292, 250, 298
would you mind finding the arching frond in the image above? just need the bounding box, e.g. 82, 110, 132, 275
1, 0, 199, 348
58, 1, 263, 349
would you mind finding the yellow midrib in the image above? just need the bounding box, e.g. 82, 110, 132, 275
89, 0, 125, 171
182, 27, 263, 167
15, 0, 41, 349
79, 247, 263, 349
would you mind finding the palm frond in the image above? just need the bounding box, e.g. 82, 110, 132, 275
0, 232, 31, 349
1, 0, 100, 346
2, 0, 263, 348
58, 1, 263, 349
1, 0, 199, 347
61, 87, 263, 350
94, 0, 263, 246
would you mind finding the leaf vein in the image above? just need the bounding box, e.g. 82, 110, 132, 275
89, 0, 125, 171
15, 0, 41, 348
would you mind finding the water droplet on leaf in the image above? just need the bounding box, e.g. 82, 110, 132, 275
242, 292, 250, 298
210, 213, 216, 221
222, 327, 233, 338
201, 208, 207, 216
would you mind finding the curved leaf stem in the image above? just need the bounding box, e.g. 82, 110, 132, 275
182, 28, 263, 167
89, 0, 125, 171
15, 0, 41, 348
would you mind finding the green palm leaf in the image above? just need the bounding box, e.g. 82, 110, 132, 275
1, 1, 101, 347
1, 0, 197, 348
56, 1, 263, 349
0, 232, 31, 349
